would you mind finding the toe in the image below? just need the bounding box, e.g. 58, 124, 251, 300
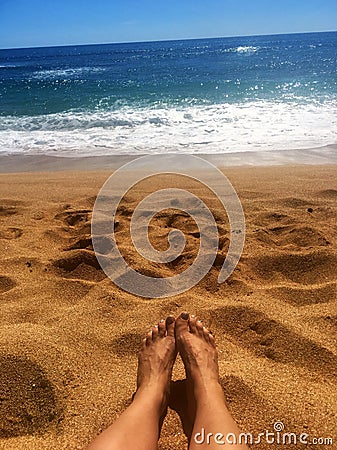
196, 320, 204, 336
175, 312, 190, 339
188, 315, 197, 334
152, 325, 159, 340
166, 316, 175, 337
158, 319, 166, 337
202, 326, 211, 342
209, 332, 216, 348
145, 330, 152, 346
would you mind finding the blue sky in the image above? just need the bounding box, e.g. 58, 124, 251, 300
0, 0, 336, 49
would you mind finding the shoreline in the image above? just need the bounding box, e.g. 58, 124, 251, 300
0, 144, 337, 173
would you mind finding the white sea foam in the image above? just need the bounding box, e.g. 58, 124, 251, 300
220, 46, 260, 55
235, 46, 259, 54
0, 100, 336, 157
31, 67, 106, 79
0, 64, 18, 68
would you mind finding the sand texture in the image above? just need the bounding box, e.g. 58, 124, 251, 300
0, 164, 336, 449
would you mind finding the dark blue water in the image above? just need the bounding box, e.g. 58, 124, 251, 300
0, 32, 336, 155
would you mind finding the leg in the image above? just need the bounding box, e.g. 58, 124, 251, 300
86, 316, 177, 450
175, 313, 249, 450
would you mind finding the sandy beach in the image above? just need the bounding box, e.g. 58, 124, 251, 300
0, 161, 336, 449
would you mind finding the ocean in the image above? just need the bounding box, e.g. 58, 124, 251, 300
0, 31, 336, 157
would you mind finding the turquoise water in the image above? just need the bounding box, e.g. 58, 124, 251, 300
0, 32, 336, 155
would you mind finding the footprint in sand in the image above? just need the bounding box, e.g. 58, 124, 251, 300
269, 283, 336, 306
254, 225, 330, 248
0, 276, 16, 294
0, 200, 25, 217
244, 251, 337, 285
0, 355, 62, 438
212, 306, 337, 378
111, 332, 144, 356
55, 209, 91, 227
324, 315, 337, 328
0, 206, 18, 217
254, 211, 293, 227
65, 236, 93, 251
278, 197, 313, 209
54, 208, 93, 240
316, 189, 337, 199
0, 227, 23, 240
52, 250, 106, 282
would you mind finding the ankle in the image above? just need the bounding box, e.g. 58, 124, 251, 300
193, 379, 225, 408
136, 376, 170, 399
188, 366, 220, 389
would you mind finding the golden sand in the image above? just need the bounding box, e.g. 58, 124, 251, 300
0, 165, 336, 449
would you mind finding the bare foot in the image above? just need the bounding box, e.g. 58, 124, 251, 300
175, 312, 221, 404
135, 316, 177, 414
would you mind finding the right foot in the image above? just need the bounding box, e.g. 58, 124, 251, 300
175, 312, 221, 398
175, 313, 249, 449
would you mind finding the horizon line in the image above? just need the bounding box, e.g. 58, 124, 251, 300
0, 29, 336, 51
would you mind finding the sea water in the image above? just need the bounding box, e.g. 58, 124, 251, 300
0, 32, 336, 156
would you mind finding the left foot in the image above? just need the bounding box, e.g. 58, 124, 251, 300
135, 316, 177, 414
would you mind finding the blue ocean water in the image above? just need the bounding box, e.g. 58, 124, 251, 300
0, 32, 336, 156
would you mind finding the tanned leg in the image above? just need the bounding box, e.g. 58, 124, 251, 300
175, 312, 249, 450
86, 316, 177, 450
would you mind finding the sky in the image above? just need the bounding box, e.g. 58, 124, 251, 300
0, 0, 336, 49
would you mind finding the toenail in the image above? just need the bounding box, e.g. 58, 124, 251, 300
191, 314, 195, 318
181, 312, 189, 320
160, 319, 165, 323
166, 316, 175, 324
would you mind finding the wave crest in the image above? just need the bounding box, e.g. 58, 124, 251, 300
31, 67, 106, 80
0, 100, 336, 155
235, 46, 259, 54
